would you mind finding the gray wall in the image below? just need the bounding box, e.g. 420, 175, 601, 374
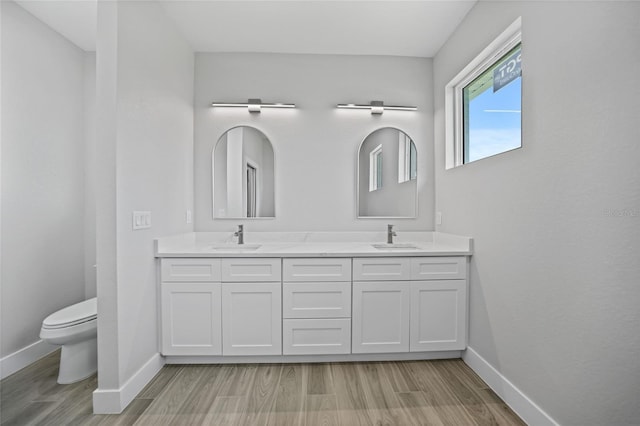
84, 52, 97, 299
433, 2, 640, 425
1, 1, 88, 359
95, 0, 194, 397
194, 53, 433, 231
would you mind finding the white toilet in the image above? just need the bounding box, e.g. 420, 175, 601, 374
40, 297, 97, 384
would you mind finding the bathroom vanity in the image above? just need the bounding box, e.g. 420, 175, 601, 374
155, 232, 472, 363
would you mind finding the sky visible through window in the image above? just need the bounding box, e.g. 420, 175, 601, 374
464, 45, 522, 163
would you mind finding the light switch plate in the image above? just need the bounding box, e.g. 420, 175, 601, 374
436, 211, 442, 225
133, 211, 151, 230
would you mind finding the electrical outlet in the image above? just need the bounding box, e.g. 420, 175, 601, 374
436, 211, 442, 226
186, 209, 193, 224
133, 211, 151, 230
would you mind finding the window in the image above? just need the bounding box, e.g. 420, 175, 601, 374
446, 18, 522, 169
369, 145, 383, 191
463, 44, 521, 163
398, 133, 417, 183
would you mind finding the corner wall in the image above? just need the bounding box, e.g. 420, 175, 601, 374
433, 2, 640, 425
1, 1, 87, 375
94, 0, 194, 413
84, 52, 97, 299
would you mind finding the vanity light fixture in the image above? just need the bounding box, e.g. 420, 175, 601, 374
336, 100, 417, 114
211, 98, 296, 113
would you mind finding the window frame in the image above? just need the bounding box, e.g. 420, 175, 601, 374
445, 17, 522, 169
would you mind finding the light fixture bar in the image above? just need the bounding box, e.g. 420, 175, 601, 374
336, 100, 417, 114
211, 98, 295, 113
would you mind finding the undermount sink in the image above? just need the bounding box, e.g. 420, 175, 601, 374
371, 243, 420, 250
208, 243, 261, 251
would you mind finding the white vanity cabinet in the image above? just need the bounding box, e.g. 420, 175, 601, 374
282, 258, 351, 355
352, 281, 411, 353
409, 258, 467, 351
160, 259, 223, 355
352, 257, 468, 354
221, 259, 282, 356
158, 250, 469, 361
352, 258, 411, 353
410, 280, 466, 351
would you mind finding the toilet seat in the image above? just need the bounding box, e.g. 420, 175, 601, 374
42, 298, 97, 329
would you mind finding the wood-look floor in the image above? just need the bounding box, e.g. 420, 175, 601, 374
1, 350, 525, 426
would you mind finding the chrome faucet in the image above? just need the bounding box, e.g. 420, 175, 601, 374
387, 224, 397, 244
234, 224, 244, 245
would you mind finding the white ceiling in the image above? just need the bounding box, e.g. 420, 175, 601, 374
15, 0, 98, 52
15, 0, 476, 57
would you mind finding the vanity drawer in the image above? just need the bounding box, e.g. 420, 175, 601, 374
410, 257, 466, 280
283, 258, 351, 282
283, 318, 351, 355
161, 259, 221, 282
221, 258, 281, 282
283, 282, 351, 319
353, 258, 411, 281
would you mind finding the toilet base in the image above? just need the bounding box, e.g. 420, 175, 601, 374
57, 337, 97, 384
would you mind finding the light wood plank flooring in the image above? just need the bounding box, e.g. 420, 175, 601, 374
1, 350, 525, 426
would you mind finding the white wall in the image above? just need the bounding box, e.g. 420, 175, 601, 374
194, 53, 433, 231
94, 0, 194, 411
433, 2, 640, 425
1, 1, 88, 360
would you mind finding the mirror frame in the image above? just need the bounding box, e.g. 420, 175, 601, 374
356, 126, 418, 219
211, 125, 276, 220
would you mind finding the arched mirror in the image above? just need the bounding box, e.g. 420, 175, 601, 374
213, 126, 275, 218
357, 127, 417, 218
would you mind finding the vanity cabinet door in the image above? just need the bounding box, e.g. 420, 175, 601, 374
221, 283, 282, 356
160, 283, 222, 356
352, 281, 410, 353
410, 280, 467, 352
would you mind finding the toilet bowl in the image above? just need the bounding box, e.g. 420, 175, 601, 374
40, 297, 97, 384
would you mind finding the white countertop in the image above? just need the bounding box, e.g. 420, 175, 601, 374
155, 232, 473, 258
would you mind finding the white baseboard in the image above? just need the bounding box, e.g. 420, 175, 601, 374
92, 352, 164, 414
0, 340, 58, 380
463, 347, 558, 426
166, 350, 462, 365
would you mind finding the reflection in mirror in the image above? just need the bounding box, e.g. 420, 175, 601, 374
358, 128, 417, 218
213, 126, 275, 218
